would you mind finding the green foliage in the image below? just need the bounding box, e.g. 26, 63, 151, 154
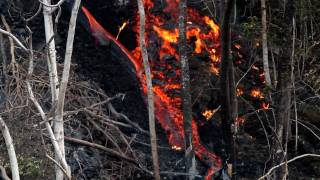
18, 156, 42, 178
240, 16, 261, 41
4, 155, 42, 178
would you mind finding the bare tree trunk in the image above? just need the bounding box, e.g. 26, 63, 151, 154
42, 2, 62, 179
42, 0, 59, 106
273, 0, 295, 178
178, 0, 197, 179
0, 116, 20, 180
261, 0, 272, 87
137, 0, 160, 179
220, 0, 235, 177
55, 0, 81, 178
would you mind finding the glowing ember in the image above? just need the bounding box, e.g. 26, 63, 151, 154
234, 44, 241, 49
202, 106, 220, 121
236, 87, 244, 97
116, 20, 129, 40
250, 89, 264, 99
261, 102, 270, 109
202, 110, 214, 120
235, 116, 245, 125
172, 145, 182, 151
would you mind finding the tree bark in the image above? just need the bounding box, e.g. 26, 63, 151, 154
55, 0, 81, 178
273, 0, 295, 178
137, 0, 160, 179
261, 0, 272, 87
42, 1, 62, 179
178, 0, 197, 179
220, 0, 235, 177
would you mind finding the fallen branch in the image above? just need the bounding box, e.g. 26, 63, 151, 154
64, 136, 136, 164
0, 116, 20, 180
107, 102, 148, 134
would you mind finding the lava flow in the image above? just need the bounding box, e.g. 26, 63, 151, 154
79, 0, 273, 178
80, 0, 224, 177
132, 0, 224, 177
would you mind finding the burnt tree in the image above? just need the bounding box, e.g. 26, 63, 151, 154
273, 0, 295, 178
178, 0, 196, 178
219, 0, 236, 177
137, 0, 161, 179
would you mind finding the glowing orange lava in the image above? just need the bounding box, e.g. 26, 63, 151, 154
250, 89, 264, 99
202, 108, 219, 121
236, 87, 244, 97
82, 0, 225, 178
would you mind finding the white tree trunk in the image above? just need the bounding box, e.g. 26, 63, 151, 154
0, 116, 20, 180
42, 1, 62, 178
261, 0, 272, 87
55, 0, 81, 178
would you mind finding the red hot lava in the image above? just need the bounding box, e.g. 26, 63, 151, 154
81, 0, 223, 178
81, 0, 271, 178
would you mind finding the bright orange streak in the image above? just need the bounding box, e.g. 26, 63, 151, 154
81, 7, 142, 73
116, 21, 128, 40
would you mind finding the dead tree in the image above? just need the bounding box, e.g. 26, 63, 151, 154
55, 0, 81, 178
178, 0, 197, 179
220, 0, 236, 177
261, 0, 272, 87
137, 0, 160, 179
273, 0, 295, 178
41, 0, 63, 178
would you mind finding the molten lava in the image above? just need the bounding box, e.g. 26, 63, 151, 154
131, 0, 224, 178
80, 0, 268, 178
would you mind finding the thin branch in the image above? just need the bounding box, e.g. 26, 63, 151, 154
45, 154, 70, 180
25, 3, 43, 22
39, 0, 65, 7
258, 154, 320, 180
0, 28, 28, 52
64, 136, 136, 164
